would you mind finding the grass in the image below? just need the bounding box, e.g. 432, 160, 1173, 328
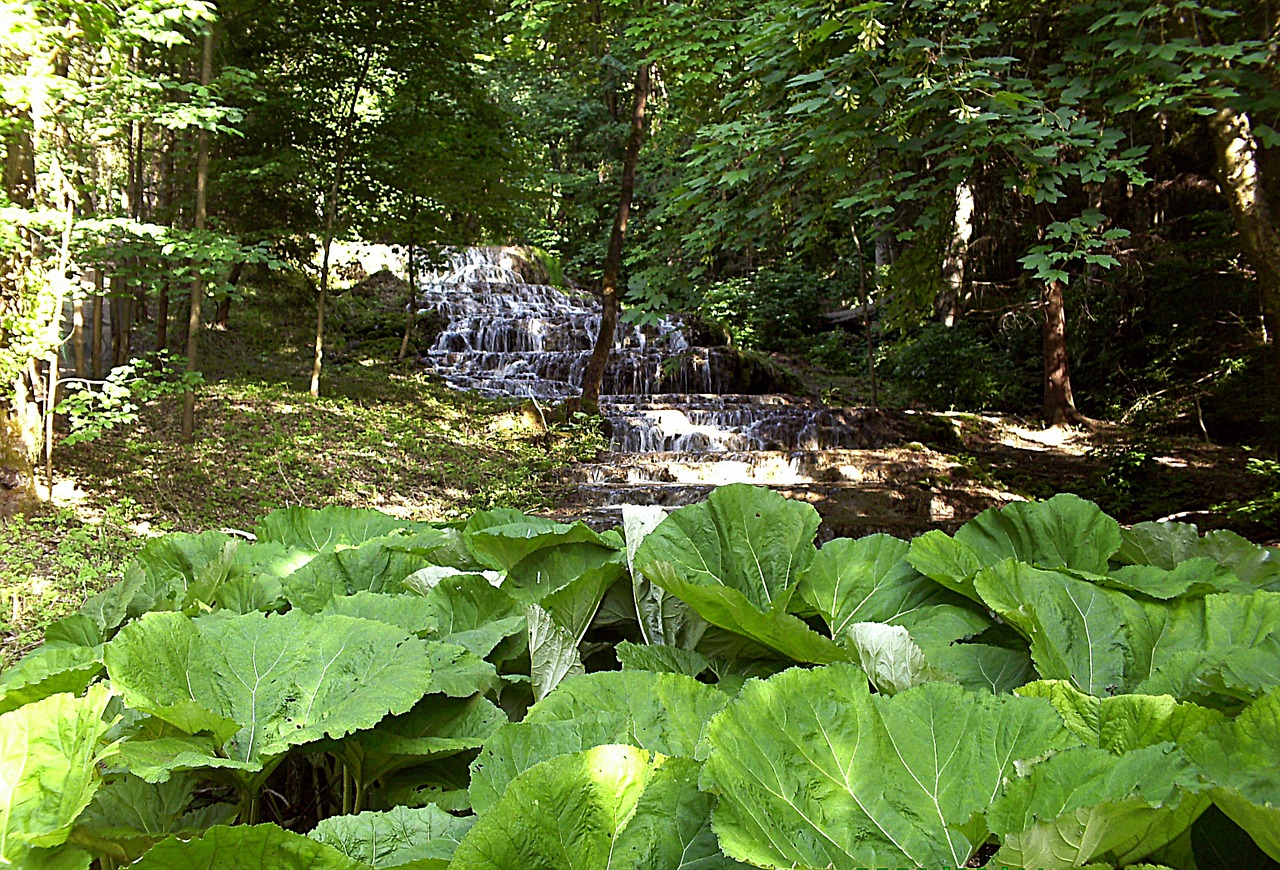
0, 284, 599, 666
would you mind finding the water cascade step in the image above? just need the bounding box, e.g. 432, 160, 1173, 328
413, 247, 1017, 537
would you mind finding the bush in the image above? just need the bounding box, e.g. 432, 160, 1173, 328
885, 322, 1025, 410
697, 263, 827, 353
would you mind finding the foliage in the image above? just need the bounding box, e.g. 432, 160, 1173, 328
886, 322, 1026, 411
0, 486, 1278, 867
56, 353, 204, 447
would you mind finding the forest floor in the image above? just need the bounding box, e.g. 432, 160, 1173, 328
2, 283, 1275, 666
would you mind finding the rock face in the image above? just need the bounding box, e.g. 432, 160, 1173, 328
416, 248, 1017, 537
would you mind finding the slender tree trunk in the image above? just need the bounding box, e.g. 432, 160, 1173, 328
72, 292, 86, 377
1209, 105, 1280, 390
1042, 278, 1086, 426
398, 243, 417, 362
92, 270, 103, 379
155, 284, 169, 351
939, 181, 974, 326
182, 29, 213, 441
580, 62, 651, 413
311, 50, 372, 398
215, 261, 242, 328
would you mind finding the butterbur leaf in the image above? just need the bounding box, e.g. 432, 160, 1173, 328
104, 610, 436, 771
840, 622, 954, 695
800, 534, 987, 641
0, 686, 118, 865
634, 483, 820, 613
321, 591, 436, 635
1018, 680, 1225, 752
1185, 687, 1280, 860
133, 824, 367, 869
308, 804, 474, 868
615, 641, 710, 678
410, 574, 524, 657
990, 744, 1210, 869
255, 505, 425, 550
527, 604, 583, 702
929, 643, 1036, 694
908, 493, 1122, 601
466, 517, 610, 574
282, 532, 449, 612
641, 560, 843, 664
469, 671, 729, 814
1119, 523, 1280, 591
115, 735, 262, 783
452, 746, 745, 868
540, 560, 627, 643
623, 505, 705, 648
1100, 558, 1242, 599
973, 560, 1137, 696
699, 663, 1075, 869
74, 773, 237, 862
0, 644, 103, 714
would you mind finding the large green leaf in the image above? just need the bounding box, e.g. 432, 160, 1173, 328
974, 560, 1140, 695
840, 622, 954, 695
282, 531, 452, 612
540, 560, 627, 644
321, 591, 437, 635
255, 505, 427, 550
623, 505, 706, 648
104, 610, 436, 778
133, 824, 367, 869
0, 686, 118, 865
907, 493, 1122, 600
642, 560, 842, 663
699, 663, 1075, 869
465, 517, 612, 576
0, 644, 103, 714
409, 574, 525, 657
928, 642, 1037, 694
1018, 680, 1226, 751
73, 773, 237, 863
634, 483, 820, 613
800, 534, 990, 652
526, 604, 583, 702
614, 641, 710, 679
1118, 522, 1280, 591
309, 804, 474, 869
452, 746, 745, 869
469, 671, 729, 814
989, 743, 1210, 869
1184, 687, 1280, 860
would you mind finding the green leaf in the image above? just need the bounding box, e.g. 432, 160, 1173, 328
624, 505, 705, 648
114, 735, 262, 784
0, 686, 118, 865
700, 663, 1075, 869
466, 518, 612, 575
800, 534, 990, 649
282, 532, 449, 612
541, 560, 627, 643
615, 641, 710, 678
634, 484, 820, 614
1185, 687, 1280, 860
320, 591, 436, 635
309, 804, 474, 868
989, 744, 1209, 869
840, 622, 954, 695
104, 610, 437, 772
1018, 680, 1225, 752
908, 494, 1122, 602
133, 824, 367, 869
974, 560, 1137, 695
469, 671, 729, 815
255, 505, 426, 550
453, 747, 745, 868
1117, 523, 1280, 591
73, 773, 237, 863
527, 604, 583, 702
410, 573, 524, 657
0, 645, 104, 714
929, 642, 1037, 694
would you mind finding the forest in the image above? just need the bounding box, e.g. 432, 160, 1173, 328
2, 0, 1280, 868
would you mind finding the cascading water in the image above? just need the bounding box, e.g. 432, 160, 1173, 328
412, 247, 1011, 536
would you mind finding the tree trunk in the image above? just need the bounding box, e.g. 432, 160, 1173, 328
182, 28, 213, 441
92, 270, 104, 379
155, 283, 169, 351
1208, 105, 1280, 391
939, 181, 974, 326
579, 62, 651, 413
1042, 278, 1086, 427
214, 261, 242, 328
311, 50, 373, 398
72, 292, 86, 377
398, 243, 418, 362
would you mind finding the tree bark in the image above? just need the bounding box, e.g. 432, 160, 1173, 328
398, 243, 418, 362
579, 62, 651, 413
1208, 105, 1280, 390
311, 49, 373, 398
939, 181, 974, 326
182, 28, 213, 441
1042, 278, 1086, 427
72, 293, 86, 377
92, 270, 104, 379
